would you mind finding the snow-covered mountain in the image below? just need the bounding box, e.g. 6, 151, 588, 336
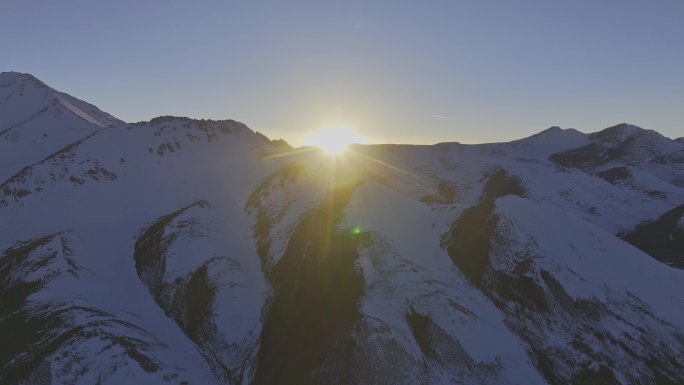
0, 72, 122, 183
1, 72, 683, 385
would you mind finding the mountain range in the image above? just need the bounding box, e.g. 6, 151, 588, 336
1, 71, 683, 385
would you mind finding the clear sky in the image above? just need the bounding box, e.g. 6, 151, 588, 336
2, 0, 683, 145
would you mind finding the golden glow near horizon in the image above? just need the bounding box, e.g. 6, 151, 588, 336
305, 124, 367, 156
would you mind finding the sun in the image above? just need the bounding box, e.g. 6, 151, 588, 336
305, 124, 366, 156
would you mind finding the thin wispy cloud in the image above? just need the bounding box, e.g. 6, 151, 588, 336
431, 115, 454, 120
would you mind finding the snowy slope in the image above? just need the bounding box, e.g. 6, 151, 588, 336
1, 111, 284, 384
1, 74, 683, 385
0, 72, 122, 182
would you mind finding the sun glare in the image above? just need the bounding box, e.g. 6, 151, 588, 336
306, 124, 366, 156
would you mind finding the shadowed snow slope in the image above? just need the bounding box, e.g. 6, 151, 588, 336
1, 74, 683, 385
0, 72, 122, 182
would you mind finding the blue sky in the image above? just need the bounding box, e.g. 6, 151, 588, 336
2, 0, 682, 145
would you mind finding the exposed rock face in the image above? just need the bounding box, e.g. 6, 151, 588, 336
0, 233, 176, 385
623, 203, 684, 268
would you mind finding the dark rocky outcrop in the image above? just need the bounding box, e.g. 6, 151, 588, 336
133, 200, 248, 383
245, 162, 306, 268
596, 166, 631, 184
441, 169, 525, 287
441, 171, 684, 384
253, 182, 369, 385
0, 233, 166, 385
623, 204, 684, 269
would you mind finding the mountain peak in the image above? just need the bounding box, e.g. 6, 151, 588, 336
0, 72, 123, 181
536, 125, 584, 136
0, 71, 122, 129
509, 125, 587, 155
0, 71, 52, 94
589, 123, 643, 140
0, 71, 43, 82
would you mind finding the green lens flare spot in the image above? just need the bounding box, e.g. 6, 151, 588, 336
352, 227, 362, 235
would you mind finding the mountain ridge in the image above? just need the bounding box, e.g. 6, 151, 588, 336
1, 73, 683, 385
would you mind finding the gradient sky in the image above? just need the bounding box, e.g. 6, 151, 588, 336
2, 0, 683, 145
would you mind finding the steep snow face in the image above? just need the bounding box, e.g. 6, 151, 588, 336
487, 196, 684, 384
133, 200, 269, 384
0, 109, 284, 384
333, 179, 546, 385
0, 72, 122, 182
0, 231, 220, 385
0, 72, 121, 129
2, 74, 684, 385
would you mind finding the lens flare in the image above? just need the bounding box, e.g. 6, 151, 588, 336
306, 124, 367, 156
